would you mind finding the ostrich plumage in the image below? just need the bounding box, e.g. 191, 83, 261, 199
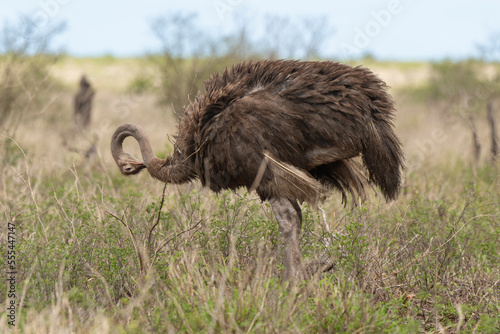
111, 59, 404, 280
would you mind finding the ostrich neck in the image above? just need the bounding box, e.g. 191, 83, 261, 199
115, 124, 195, 184
146, 155, 195, 184
129, 129, 156, 165
132, 131, 195, 184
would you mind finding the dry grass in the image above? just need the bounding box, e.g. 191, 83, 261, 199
0, 57, 499, 333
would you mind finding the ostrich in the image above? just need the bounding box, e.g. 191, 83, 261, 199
74, 75, 95, 130
111, 60, 404, 280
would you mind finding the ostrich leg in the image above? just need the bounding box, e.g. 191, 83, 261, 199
270, 198, 304, 281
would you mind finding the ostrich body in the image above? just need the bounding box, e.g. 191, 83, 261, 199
111, 60, 404, 280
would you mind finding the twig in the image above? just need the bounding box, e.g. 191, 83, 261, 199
147, 183, 168, 248
487, 101, 498, 163
106, 211, 143, 273
477, 278, 500, 306
151, 219, 204, 263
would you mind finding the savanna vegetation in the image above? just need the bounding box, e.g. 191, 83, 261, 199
0, 14, 499, 333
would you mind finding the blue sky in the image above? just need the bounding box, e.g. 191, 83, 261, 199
1, 0, 500, 61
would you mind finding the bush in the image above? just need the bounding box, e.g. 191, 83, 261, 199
0, 16, 64, 135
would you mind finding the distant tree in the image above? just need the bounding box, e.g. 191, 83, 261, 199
427, 60, 489, 115
0, 15, 65, 55
478, 32, 500, 163
231, 13, 332, 60
426, 60, 499, 165
478, 31, 500, 62
143, 11, 335, 118
149, 13, 224, 115
0, 15, 64, 135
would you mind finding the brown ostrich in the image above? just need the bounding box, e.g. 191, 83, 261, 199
111, 60, 404, 280
74, 75, 95, 130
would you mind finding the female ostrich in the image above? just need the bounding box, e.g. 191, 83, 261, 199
111, 60, 404, 280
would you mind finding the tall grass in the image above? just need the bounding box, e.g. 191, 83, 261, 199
1, 122, 499, 332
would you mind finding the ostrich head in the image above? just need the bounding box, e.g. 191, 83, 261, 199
114, 152, 146, 175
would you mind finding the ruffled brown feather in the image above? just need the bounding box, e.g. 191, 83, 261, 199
170, 60, 403, 205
